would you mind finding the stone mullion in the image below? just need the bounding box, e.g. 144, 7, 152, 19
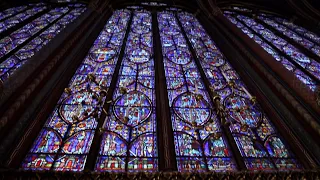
1, 8, 109, 169
216, 11, 320, 116
255, 17, 320, 64
174, 12, 247, 171
0, 7, 69, 65
199, 11, 319, 167
84, 10, 134, 171
151, 10, 177, 171
274, 18, 320, 47
232, 14, 320, 87
0, 7, 75, 139
0, 6, 50, 40
0, 6, 31, 23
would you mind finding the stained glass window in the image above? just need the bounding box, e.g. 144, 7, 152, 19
273, 17, 320, 45
0, 5, 86, 82
21, 9, 130, 171
20, 6, 302, 172
158, 11, 236, 172
96, 10, 157, 172
0, 5, 47, 33
0, 6, 28, 21
224, 11, 319, 91
178, 12, 300, 171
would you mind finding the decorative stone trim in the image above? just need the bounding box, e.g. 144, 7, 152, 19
210, 15, 320, 166
0, 170, 319, 180
202, 7, 320, 136
0, 20, 84, 128
3, 10, 103, 167
316, 86, 320, 107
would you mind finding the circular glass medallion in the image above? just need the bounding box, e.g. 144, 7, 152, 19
224, 96, 262, 128
92, 48, 116, 62
113, 91, 152, 126
60, 91, 98, 124
167, 49, 191, 65
202, 51, 225, 67
128, 48, 150, 63
173, 92, 211, 126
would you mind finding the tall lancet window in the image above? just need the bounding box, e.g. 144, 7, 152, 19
20, 6, 302, 172
224, 7, 320, 91
0, 3, 86, 83
157, 11, 236, 172
0, 5, 29, 21
178, 11, 300, 171
21, 9, 130, 172
96, 10, 158, 172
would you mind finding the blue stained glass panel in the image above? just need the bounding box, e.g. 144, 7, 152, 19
258, 16, 320, 59
0, 6, 86, 82
0, 6, 47, 33
158, 11, 236, 172
19, 6, 305, 172
0, 6, 28, 21
224, 12, 317, 91
269, 16, 320, 45
21, 9, 130, 172
96, 10, 157, 172
179, 11, 301, 171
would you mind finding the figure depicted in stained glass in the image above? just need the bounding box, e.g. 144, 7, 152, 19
158, 11, 236, 172
96, 10, 157, 172
224, 11, 319, 91
0, 6, 86, 82
22, 9, 130, 172
179, 11, 300, 171
21, 6, 302, 173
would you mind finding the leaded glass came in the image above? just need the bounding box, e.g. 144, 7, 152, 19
18, 5, 303, 172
